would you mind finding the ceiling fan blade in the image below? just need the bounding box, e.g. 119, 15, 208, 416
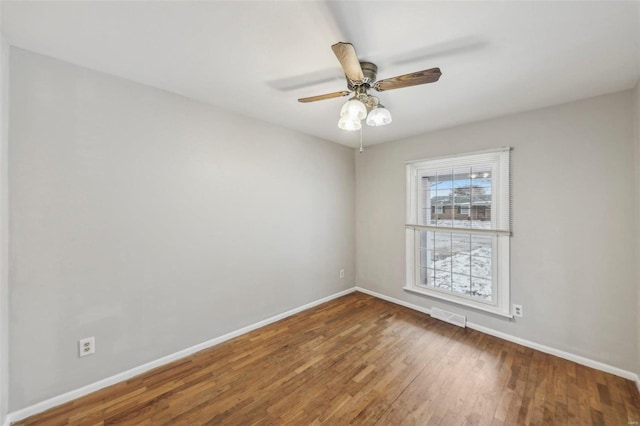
298, 91, 351, 103
374, 67, 442, 92
331, 42, 365, 84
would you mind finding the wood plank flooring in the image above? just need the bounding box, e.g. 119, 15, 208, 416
15, 292, 640, 425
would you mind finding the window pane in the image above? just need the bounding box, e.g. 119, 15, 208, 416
471, 277, 492, 301
451, 235, 471, 279
453, 167, 472, 228
452, 273, 471, 296
451, 234, 471, 255
435, 169, 454, 190
434, 270, 451, 291
470, 234, 492, 291
452, 255, 471, 275
427, 232, 494, 300
420, 175, 437, 226
435, 169, 453, 226
419, 267, 432, 286
471, 255, 491, 280
471, 235, 492, 256
471, 166, 492, 229
419, 230, 433, 250
415, 229, 495, 303
419, 249, 435, 270
435, 194, 453, 226
435, 259, 451, 273
434, 232, 451, 260
420, 208, 430, 225
418, 163, 496, 231
420, 186, 431, 225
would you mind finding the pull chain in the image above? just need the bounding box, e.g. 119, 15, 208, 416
359, 126, 363, 153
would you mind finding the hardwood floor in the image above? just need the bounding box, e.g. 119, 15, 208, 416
16, 292, 640, 425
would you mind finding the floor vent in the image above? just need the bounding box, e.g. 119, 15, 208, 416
431, 307, 466, 328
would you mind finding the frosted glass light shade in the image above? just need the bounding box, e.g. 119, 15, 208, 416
338, 115, 362, 131
366, 106, 392, 126
340, 99, 367, 120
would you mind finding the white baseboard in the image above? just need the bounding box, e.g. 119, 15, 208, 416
355, 286, 640, 383
5, 287, 357, 425
357, 286, 432, 315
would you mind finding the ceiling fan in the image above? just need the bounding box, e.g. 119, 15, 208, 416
298, 42, 442, 131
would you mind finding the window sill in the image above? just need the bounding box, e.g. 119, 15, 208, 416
403, 286, 513, 319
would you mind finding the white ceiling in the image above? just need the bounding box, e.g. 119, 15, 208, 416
2, 1, 639, 148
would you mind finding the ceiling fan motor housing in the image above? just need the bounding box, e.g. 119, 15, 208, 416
348, 62, 378, 90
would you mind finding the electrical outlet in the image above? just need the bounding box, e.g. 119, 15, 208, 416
339, 269, 345, 279
79, 337, 95, 357
512, 304, 523, 318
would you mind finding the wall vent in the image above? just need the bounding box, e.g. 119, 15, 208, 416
431, 307, 466, 328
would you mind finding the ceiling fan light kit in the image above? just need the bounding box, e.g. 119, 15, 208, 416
299, 42, 441, 134
366, 104, 392, 127
338, 93, 391, 130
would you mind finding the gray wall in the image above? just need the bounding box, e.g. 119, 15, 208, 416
635, 82, 640, 376
356, 91, 638, 372
0, 35, 9, 426
8, 48, 355, 410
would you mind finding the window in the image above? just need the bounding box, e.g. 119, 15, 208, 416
405, 148, 511, 316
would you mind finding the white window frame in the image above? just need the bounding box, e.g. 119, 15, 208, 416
404, 148, 512, 317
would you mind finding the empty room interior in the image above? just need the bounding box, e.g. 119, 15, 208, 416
1, 0, 640, 424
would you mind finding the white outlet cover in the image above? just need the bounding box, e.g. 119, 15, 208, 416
79, 337, 95, 357
512, 304, 523, 318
